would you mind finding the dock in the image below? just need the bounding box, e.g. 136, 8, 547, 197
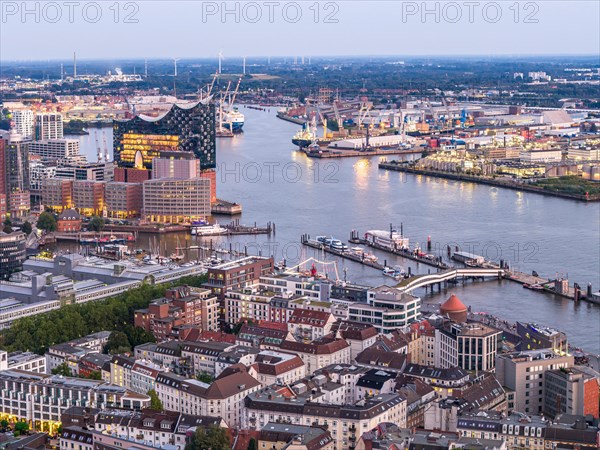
304, 147, 422, 159
222, 220, 274, 236
51, 231, 135, 243
211, 199, 242, 215
301, 234, 384, 270
348, 230, 449, 269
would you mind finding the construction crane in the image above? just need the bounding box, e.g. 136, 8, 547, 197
95, 131, 102, 162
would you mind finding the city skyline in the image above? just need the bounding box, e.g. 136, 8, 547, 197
1, 1, 599, 61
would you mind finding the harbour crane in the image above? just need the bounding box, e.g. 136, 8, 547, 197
316, 104, 328, 139
357, 101, 372, 129
228, 76, 242, 109
102, 134, 109, 161
95, 131, 102, 162
332, 101, 343, 132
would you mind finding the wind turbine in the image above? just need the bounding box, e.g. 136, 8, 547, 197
218, 50, 223, 74
173, 58, 181, 98
173, 57, 180, 77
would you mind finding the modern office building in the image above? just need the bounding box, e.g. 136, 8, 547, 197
72, 180, 105, 216
29, 139, 81, 161
41, 178, 73, 211
35, 112, 64, 140
0, 138, 7, 220
113, 101, 216, 170
141, 177, 210, 223
55, 161, 114, 182
544, 366, 600, 418
1, 130, 31, 218
435, 321, 502, 372
495, 349, 574, 415
152, 155, 201, 179
347, 285, 421, 333
0, 230, 27, 279
104, 182, 143, 219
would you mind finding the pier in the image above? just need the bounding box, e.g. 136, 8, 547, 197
349, 230, 449, 269
379, 162, 600, 202
396, 267, 505, 293
222, 220, 275, 236
301, 234, 384, 270
51, 231, 136, 243
304, 147, 422, 159
211, 199, 242, 215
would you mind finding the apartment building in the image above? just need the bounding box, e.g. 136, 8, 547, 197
288, 309, 336, 342
279, 338, 351, 373
0, 370, 150, 433
154, 366, 261, 427
134, 286, 219, 341
244, 385, 406, 450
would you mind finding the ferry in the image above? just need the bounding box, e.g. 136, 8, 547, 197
382, 265, 406, 280
314, 236, 348, 251
365, 229, 409, 251
222, 107, 245, 132
191, 223, 227, 236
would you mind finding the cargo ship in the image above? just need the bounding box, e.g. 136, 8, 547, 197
221, 107, 245, 132
292, 122, 317, 148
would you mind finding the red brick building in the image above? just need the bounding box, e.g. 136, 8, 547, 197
114, 167, 151, 183
203, 256, 275, 299
134, 286, 219, 342
57, 208, 82, 232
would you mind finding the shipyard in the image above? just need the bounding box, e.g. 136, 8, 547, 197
0, 7, 599, 449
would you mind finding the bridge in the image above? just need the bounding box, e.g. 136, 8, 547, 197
396, 267, 505, 292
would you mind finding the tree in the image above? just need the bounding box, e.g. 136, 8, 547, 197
37, 211, 57, 232
104, 331, 131, 354
52, 362, 73, 377
88, 216, 105, 232
232, 319, 254, 335
3, 218, 12, 233
22, 221, 32, 235
124, 325, 156, 348
13, 421, 29, 436
196, 371, 214, 384
147, 389, 163, 410
185, 425, 230, 450
0, 419, 8, 431
247, 438, 257, 450
85, 370, 102, 380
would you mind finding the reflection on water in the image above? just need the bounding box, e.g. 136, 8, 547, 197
64, 107, 599, 351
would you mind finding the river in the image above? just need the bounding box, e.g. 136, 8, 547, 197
66, 107, 600, 352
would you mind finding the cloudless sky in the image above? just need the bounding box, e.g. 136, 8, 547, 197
1, 1, 599, 61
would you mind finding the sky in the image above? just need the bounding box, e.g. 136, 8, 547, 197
1, 1, 599, 61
